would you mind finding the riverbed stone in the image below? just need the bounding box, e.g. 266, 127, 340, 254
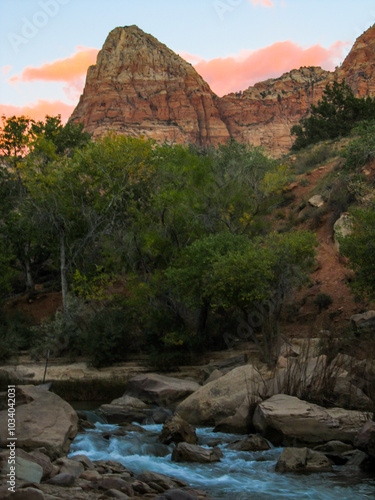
0, 385, 78, 460
55, 457, 84, 478
159, 414, 198, 445
99, 490, 130, 499
1, 455, 43, 484
2, 487, 46, 499
154, 490, 199, 500
275, 447, 333, 473
96, 476, 134, 496
227, 434, 271, 452
137, 470, 187, 490
125, 373, 201, 407
354, 420, 375, 458
171, 443, 223, 463
253, 394, 370, 446
46, 472, 76, 486
99, 395, 151, 424
176, 365, 268, 426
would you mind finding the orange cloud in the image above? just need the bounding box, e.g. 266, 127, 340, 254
249, 0, 274, 7
187, 40, 350, 96
0, 100, 75, 124
10, 47, 98, 83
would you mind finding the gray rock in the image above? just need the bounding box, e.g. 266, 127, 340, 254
0, 385, 78, 460
308, 195, 325, 208
4, 487, 45, 499
125, 373, 200, 407
275, 447, 333, 473
159, 414, 197, 445
350, 311, 375, 329
55, 457, 84, 478
1, 455, 43, 484
96, 477, 134, 496
227, 434, 270, 452
155, 490, 199, 500
46, 472, 76, 486
253, 394, 370, 446
354, 420, 375, 458
172, 442, 223, 463
137, 470, 187, 490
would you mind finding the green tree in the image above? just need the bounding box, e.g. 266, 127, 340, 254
339, 205, 375, 299
167, 230, 317, 363
291, 81, 375, 150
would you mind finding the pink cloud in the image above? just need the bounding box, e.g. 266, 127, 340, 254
186, 40, 350, 96
2, 66, 13, 77
0, 100, 75, 124
249, 0, 274, 7
10, 47, 98, 84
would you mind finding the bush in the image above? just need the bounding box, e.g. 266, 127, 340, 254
86, 308, 140, 368
294, 144, 333, 174
0, 311, 34, 361
314, 293, 333, 313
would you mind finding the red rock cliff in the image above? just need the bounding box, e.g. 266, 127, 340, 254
70, 24, 375, 156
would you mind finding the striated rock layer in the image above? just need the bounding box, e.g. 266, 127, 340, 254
70, 24, 375, 156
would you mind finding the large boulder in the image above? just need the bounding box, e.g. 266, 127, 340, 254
159, 414, 198, 445
0, 385, 78, 459
176, 365, 268, 426
354, 420, 375, 458
99, 395, 151, 424
350, 311, 375, 330
253, 394, 370, 446
171, 443, 223, 463
275, 447, 333, 473
125, 374, 200, 407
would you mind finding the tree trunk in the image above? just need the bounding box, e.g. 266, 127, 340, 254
24, 257, 34, 291
59, 229, 69, 315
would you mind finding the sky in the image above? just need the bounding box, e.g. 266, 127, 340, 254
1, 0, 375, 123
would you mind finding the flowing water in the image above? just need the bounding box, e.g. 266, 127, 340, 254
70, 423, 375, 499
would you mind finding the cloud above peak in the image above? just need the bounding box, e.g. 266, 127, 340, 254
10, 47, 98, 84
184, 39, 350, 96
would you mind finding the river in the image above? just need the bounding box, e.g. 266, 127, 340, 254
69, 422, 375, 499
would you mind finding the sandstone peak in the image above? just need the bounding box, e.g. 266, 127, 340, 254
71, 24, 375, 156
70, 25, 229, 146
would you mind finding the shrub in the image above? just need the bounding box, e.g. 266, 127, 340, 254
85, 308, 139, 368
314, 293, 333, 313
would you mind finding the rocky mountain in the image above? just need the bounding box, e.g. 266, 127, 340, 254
70, 24, 375, 156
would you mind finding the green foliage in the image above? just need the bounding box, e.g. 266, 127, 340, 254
314, 293, 333, 313
0, 311, 34, 361
85, 308, 135, 368
343, 121, 375, 171
339, 205, 375, 299
291, 81, 375, 150
293, 144, 333, 174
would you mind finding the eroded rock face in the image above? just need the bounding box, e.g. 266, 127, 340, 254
253, 394, 370, 446
0, 385, 78, 459
70, 25, 375, 157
